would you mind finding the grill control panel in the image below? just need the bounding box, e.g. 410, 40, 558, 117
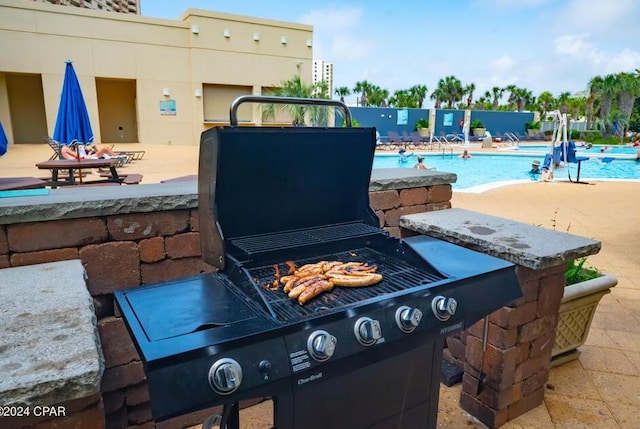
395, 306, 423, 333
283, 293, 464, 378
208, 358, 243, 394
354, 317, 382, 346
431, 295, 458, 321
307, 330, 337, 362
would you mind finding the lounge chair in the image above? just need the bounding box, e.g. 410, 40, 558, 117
387, 131, 404, 150
44, 136, 62, 160
409, 131, 429, 150
0, 177, 48, 191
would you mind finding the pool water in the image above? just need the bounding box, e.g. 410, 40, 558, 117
517, 144, 639, 155
373, 153, 640, 190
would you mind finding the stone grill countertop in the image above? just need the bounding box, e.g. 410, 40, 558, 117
400, 208, 601, 270
0, 260, 104, 406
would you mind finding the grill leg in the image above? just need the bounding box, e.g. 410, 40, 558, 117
201, 402, 240, 429
222, 402, 240, 429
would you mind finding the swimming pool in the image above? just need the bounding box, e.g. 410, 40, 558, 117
373, 153, 640, 191
516, 144, 639, 155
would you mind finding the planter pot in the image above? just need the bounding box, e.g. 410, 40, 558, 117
527, 129, 539, 137
551, 274, 618, 367
417, 128, 430, 138
472, 127, 486, 137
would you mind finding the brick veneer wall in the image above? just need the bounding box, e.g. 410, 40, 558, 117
0, 183, 451, 429
443, 260, 566, 428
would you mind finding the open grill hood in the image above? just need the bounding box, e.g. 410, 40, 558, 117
198, 97, 380, 269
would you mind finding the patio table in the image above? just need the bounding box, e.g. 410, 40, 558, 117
36, 158, 123, 188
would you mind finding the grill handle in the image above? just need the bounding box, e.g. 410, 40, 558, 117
229, 95, 352, 127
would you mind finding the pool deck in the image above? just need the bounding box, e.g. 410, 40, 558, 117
2, 142, 640, 428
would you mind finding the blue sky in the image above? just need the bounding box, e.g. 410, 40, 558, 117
142, 0, 640, 107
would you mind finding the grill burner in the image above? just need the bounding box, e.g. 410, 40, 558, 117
114, 96, 522, 428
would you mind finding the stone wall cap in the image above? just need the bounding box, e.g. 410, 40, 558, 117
0, 260, 104, 406
370, 168, 456, 191
400, 208, 601, 270
0, 182, 198, 225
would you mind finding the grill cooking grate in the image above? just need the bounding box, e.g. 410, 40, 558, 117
230, 223, 381, 255
246, 248, 446, 322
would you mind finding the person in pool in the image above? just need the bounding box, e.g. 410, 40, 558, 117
413, 156, 431, 170
530, 160, 541, 174
460, 149, 471, 159
398, 148, 408, 163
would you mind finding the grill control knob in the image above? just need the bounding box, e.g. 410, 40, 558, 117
431, 295, 457, 321
395, 306, 423, 333
208, 358, 243, 395
307, 330, 337, 362
354, 317, 382, 346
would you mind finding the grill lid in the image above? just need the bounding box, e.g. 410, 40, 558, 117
199, 96, 379, 269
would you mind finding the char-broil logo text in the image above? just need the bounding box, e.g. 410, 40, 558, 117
297, 371, 323, 385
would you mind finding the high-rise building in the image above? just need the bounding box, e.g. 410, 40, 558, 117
27, 0, 140, 14
312, 59, 333, 98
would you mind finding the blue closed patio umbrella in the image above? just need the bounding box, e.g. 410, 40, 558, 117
53, 60, 94, 148
53, 60, 93, 182
0, 120, 7, 157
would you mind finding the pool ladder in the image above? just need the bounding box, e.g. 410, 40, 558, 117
441, 148, 454, 158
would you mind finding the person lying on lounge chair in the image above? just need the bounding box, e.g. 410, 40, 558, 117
60, 143, 123, 160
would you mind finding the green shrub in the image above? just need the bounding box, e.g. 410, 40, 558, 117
525, 121, 540, 130
570, 130, 581, 139
415, 118, 430, 129
566, 258, 600, 285
341, 118, 360, 127
470, 119, 485, 128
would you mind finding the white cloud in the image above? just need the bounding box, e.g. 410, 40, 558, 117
297, 6, 372, 62
298, 6, 363, 30
607, 48, 640, 74
328, 34, 371, 61
555, 0, 640, 39
554, 33, 640, 72
473, 0, 553, 10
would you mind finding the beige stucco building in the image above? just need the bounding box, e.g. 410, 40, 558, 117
0, 0, 313, 146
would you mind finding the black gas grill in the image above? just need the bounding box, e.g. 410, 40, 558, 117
115, 96, 522, 429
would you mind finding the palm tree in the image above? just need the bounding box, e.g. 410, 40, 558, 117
389, 89, 417, 108
409, 84, 428, 108
465, 83, 476, 108
506, 85, 518, 110
567, 96, 586, 121
537, 91, 555, 120
437, 76, 464, 109
353, 80, 374, 107
334, 86, 351, 103
507, 87, 532, 112
490, 86, 504, 111
263, 75, 330, 126
616, 72, 640, 127
557, 91, 571, 114
586, 76, 603, 129
430, 87, 446, 109
598, 74, 617, 136
367, 86, 389, 107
